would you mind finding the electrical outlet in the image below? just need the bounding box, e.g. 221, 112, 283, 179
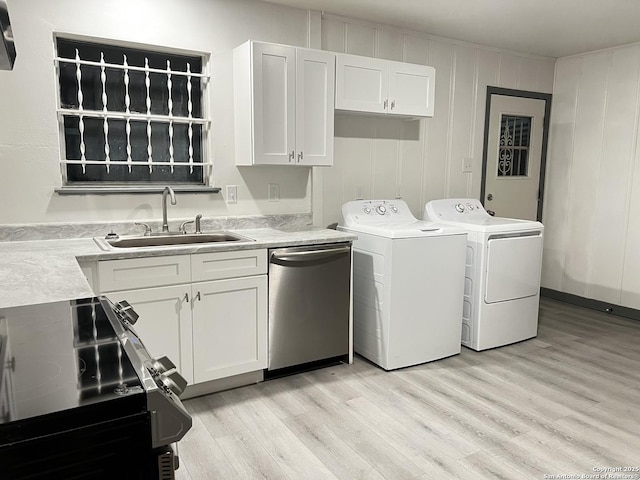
355, 184, 364, 200
268, 183, 280, 202
463, 157, 473, 173
226, 185, 237, 204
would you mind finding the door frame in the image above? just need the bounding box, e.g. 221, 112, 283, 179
480, 87, 552, 221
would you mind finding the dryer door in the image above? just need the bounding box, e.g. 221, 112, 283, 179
484, 233, 543, 303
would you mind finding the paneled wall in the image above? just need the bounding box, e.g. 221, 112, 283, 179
316, 14, 555, 226
542, 43, 640, 309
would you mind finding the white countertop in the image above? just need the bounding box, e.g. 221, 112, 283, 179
0, 227, 356, 309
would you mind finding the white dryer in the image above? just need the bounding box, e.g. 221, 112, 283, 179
338, 200, 467, 370
424, 198, 544, 351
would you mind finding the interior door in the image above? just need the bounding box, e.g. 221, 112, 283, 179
483, 90, 550, 220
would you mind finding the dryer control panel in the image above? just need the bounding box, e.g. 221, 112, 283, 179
424, 198, 489, 221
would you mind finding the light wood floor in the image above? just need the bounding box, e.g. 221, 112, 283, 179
176, 298, 640, 479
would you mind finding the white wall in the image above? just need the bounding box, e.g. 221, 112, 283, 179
542, 43, 640, 309
0, 0, 313, 225
316, 14, 555, 226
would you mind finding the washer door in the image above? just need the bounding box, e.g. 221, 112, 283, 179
484, 234, 543, 303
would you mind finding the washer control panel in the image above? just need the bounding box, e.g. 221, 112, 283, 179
341, 199, 417, 225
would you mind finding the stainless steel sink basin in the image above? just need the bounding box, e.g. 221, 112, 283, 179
95, 231, 254, 250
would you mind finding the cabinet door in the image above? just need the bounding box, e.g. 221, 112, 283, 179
252, 43, 296, 165
388, 62, 435, 117
295, 48, 335, 166
335, 53, 388, 114
191, 276, 267, 383
105, 285, 193, 384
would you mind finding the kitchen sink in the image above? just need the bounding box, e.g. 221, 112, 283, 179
95, 231, 254, 250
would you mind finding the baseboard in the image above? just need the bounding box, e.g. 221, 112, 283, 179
182, 370, 264, 399
540, 287, 640, 322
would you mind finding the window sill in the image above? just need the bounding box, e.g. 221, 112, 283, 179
55, 185, 222, 195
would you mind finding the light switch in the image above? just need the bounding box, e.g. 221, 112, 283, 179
226, 185, 237, 204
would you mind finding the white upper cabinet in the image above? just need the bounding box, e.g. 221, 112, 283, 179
335, 53, 436, 117
234, 41, 335, 166
295, 48, 335, 166
335, 55, 388, 114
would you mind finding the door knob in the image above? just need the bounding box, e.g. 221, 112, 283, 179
487, 193, 493, 201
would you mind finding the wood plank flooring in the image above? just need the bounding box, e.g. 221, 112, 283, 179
176, 298, 640, 479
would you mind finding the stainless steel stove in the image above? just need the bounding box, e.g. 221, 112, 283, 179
0, 296, 192, 479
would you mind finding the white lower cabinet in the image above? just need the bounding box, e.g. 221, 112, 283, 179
192, 276, 267, 383
97, 250, 268, 389
106, 284, 194, 384
0, 317, 15, 423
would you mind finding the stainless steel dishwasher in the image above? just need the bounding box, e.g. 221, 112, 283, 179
268, 243, 351, 371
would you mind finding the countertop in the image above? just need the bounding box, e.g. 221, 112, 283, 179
0, 227, 356, 309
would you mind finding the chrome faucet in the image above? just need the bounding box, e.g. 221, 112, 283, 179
179, 214, 203, 234
161, 186, 177, 232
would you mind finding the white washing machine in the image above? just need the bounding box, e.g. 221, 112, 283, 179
424, 198, 544, 351
338, 199, 467, 370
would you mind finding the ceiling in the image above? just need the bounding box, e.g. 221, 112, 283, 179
263, 0, 640, 58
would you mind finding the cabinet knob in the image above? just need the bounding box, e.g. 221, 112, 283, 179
391, 100, 395, 110
195, 291, 201, 301
297, 151, 303, 162
184, 293, 189, 303
289, 150, 295, 162
384, 99, 388, 110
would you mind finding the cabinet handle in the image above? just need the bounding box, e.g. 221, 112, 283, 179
384, 99, 388, 110
289, 150, 295, 162
297, 151, 303, 162
195, 291, 201, 301
184, 293, 189, 303
391, 100, 395, 110
6, 355, 15, 372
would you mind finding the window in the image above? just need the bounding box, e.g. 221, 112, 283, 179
498, 115, 531, 177
55, 38, 210, 188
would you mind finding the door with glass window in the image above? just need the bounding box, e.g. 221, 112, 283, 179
482, 90, 550, 221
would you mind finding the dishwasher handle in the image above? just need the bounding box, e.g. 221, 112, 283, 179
270, 245, 351, 264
